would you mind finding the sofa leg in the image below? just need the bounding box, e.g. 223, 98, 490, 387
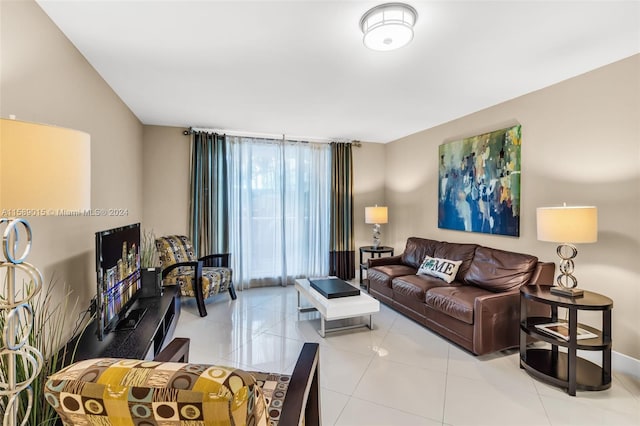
228, 283, 237, 300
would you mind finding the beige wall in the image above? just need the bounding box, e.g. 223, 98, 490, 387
352, 142, 386, 248
0, 0, 144, 322
142, 125, 191, 237
384, 55, 640, 359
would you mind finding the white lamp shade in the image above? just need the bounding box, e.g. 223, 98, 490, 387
1, 119, 91, 212
360, 3, 417, 51
365, 206, 388, 224
536, 206, 597, 243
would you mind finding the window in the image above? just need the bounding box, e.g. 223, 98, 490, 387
227, 137, 330, 288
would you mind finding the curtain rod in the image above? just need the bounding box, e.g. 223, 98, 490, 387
183, 127, 361, 147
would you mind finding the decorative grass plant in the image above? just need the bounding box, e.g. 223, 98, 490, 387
0, 278, 85, 425
141, 229, 159, 268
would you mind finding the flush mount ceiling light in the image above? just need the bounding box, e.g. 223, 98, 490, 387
360, 2, 418, 51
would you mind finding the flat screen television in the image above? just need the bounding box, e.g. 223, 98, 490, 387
95, 222, 144, 340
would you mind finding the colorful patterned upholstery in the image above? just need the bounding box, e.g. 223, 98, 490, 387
156, 235, 197, 271
45, 358, 294, 426
156, 235, 233, 300
168, 267, 233, 298
250, 371, 292, 425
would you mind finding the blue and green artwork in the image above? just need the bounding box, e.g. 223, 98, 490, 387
438, 125, 521, 237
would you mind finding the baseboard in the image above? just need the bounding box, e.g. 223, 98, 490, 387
612, 351, 640, 378
579, 349, 640, 379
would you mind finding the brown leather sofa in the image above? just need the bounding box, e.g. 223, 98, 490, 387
368, 237, 554, 355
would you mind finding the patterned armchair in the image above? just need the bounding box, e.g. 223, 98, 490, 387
45, 338, 321, 425
155, 235, 236, 317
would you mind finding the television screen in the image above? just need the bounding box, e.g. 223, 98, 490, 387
95, 223, 141, 340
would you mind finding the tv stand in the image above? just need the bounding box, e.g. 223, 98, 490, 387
71, 286, 180, 361
115, 307, 148, 331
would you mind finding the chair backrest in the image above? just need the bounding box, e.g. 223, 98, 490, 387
155, 235, 197, 268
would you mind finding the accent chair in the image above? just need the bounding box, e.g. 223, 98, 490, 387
155, 235, 236, 317
45, 338, 321, 425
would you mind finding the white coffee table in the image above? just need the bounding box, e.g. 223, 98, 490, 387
295, 278, 380, 337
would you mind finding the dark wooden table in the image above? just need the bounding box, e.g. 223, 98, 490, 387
519, 285, 612, 396
359, 245, 394, 288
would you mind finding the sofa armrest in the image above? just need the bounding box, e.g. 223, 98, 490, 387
368, 255, 403, 268
279, 342, 320, 426
473, 290, 520, 355
154, 337, 190, 362
528, 261, 555, 286
523, 263, 555, 320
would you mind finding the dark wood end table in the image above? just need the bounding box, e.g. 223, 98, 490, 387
359, 245, 394, 289
519, 285, 612, 396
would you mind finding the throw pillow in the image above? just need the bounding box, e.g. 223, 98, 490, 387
417, 255, 462, 283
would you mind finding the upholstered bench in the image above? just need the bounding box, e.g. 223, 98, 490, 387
45, 338, 320, 425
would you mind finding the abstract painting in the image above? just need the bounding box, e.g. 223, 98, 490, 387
438, 125, 521, 237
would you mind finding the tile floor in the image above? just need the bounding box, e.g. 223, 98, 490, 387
173, 285, 640, 426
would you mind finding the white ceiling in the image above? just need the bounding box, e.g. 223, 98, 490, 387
36, 0, 640, 143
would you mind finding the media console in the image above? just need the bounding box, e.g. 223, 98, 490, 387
71, 286, 180, 361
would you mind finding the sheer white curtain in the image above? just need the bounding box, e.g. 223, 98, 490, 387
227, 136, 331, 289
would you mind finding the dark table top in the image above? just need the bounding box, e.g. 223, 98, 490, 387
521, 285, 613, 310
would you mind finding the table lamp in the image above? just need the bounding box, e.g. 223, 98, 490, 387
365, 205, 388, 249
536, 204, 597, 297
0, 118, 90, 425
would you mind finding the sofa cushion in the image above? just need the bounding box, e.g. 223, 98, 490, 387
392, 274, 452, 301
417, 256, 463, 283
465, 246, 538, 292
425, 286, 493, 325
368, 264, 417, 288
432, 242, 478, 281
400, 237, 440, 269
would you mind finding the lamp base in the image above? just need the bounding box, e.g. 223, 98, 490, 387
550, 286, 584, 298
372, 223, 381, 249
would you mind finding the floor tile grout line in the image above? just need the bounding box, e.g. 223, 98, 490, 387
329, 395, 349, 425
612, 372, 640, 401
535, 384, 555, 426
332, 314, 396, 425
441, 343, 451, 425
363, 350, 450, 375
441, 367, 544, 398
345, 394, 444, 425
534, 384, 640, 420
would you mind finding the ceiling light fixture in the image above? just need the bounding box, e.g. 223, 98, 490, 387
360, 2, 418, 51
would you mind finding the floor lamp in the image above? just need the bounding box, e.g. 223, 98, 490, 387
0, 118, 90, 426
